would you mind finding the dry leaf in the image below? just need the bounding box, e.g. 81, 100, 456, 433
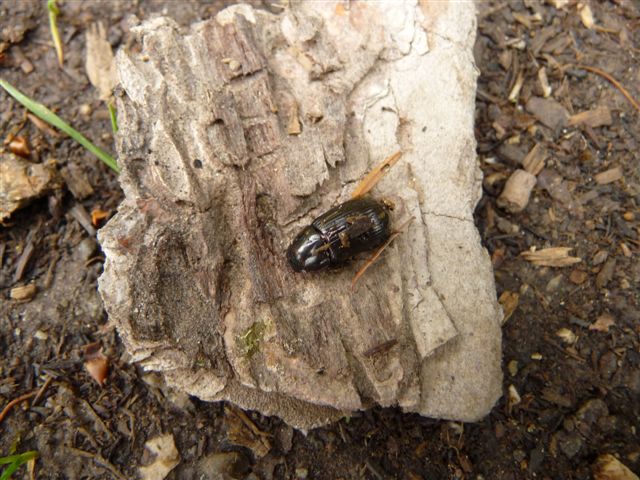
83, 341, 109, 386
8, 135, 31, 158
85, 22, 117, 102
593, 454, 639, 480
521, 247, 582, 267
498, 291, 520, 324
589, 314, 615, 333
139, 434, 180, 480
225, 405, 272, 458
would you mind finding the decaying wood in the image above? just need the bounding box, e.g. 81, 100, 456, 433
99, 2, 502, 429
497, 169, 537, 213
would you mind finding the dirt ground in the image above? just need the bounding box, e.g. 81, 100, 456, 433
1, 1, 638, 479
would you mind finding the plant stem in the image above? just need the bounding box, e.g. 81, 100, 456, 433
0, 78, 120, 174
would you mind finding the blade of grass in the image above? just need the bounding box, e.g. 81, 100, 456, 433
47, 0, 64, 67
0, 451, 38, 480
0, 78, 120, 174
107, 101, 118, 133
0, 451, 38, 466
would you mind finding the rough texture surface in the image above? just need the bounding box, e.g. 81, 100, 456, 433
98, 1, 502, 430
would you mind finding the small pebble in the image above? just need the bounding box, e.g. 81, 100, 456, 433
508, 360, 519, 376
622, 211, 634, 221
79, 104, 92, 116
295, 467, 308, 479
558, 432, 582, 458
76, 238, 98, 262
531, 353, 543, 360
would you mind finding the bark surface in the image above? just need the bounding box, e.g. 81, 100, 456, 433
99, 1, 502, 429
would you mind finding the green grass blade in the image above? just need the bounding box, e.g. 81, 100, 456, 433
0, 451, 38, 466
47, 0, 64, 67
107, 101, 118, 133
0, 78, 120, 174
0, 451, 38, 480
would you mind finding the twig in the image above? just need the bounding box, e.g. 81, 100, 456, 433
576, 64, 640, 113
65, 447, 127, 480
0, 391, 37, 423
32, 376, 54, 406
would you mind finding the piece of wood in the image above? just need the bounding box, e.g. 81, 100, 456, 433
100, 2, 501, 429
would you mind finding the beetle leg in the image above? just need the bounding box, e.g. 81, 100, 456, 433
338, 231, 351, 248
351, 216, 414, 291
351, 151, 402, 199
311, 242, 332, 256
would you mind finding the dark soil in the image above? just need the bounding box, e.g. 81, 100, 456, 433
1, 1, 638, 479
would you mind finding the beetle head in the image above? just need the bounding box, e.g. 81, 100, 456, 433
287, 226, 332, 272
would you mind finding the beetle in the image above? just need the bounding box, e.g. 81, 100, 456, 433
287, 196, 391, 272
287, 151, 406, 278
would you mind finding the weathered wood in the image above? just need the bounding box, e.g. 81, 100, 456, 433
99, 2, 502, 429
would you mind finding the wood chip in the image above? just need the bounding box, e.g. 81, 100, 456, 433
596, 257, 616, 288
10, 283, 37, 300
60, 165, 95, 200
592, 250, 608, 265
589, 313, 615, 333
497, 169, 537, 213
287, 102, 301, 135
498, 291, 519, 325
537, 67, 552, 98
526, 96, 570, 130
522, 143, 546, 175
508, 70, 525, 103
568, 106, 613, 128
556, 327, 576, 344
619, 242, 631, 258
69, 203, 97, 236
521, 247, 582, 267
85, 22, 117, 102
578, 3, 595, 29
594, 166, 623, 185
592, 453, 639, 480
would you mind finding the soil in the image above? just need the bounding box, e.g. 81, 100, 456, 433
1, 1, 638, 479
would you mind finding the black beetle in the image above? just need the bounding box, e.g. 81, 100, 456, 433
287, 196, 391, 272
